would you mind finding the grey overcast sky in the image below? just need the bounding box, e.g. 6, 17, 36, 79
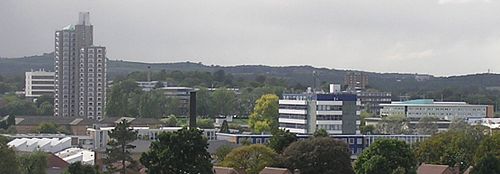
1, 0, 500, 76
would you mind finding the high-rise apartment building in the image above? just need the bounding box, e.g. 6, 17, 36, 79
54, 12, 106, 119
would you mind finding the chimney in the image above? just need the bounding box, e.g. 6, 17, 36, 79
189, 91, 197, 128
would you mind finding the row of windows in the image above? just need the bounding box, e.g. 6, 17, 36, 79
317, 105, 342, 111
31, 76, 54, 79
279, 105, 307, 110
279, 123, 306, 129
31, 86, 55, 90
279, 114, 306, 119
317, 115, 343, 120
317, 124, 342, 130
360, 98, 391, 102
407, 107, 486, 112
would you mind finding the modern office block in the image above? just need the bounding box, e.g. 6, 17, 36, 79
25, 70, 55, 97
278, 93, 361, 134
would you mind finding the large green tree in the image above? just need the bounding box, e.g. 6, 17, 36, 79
212, 88, 237, 116
354, 139, 416, 174
221, 144, 278, 174
140, 127, 213, 174
248, 94, 279, 133
415, 125, 488, 172
0, 135, 20, 174
105, 119, 138, 174
282, 137, 354, 174
474, 132, 500, 164
138, 90, 167, 118
106, 79, 142, 117
196, 87, 213, 117
267, 129, 297, 154
472, 153, 500, 174
214, 145, 234, 164
18, 151, 48, 174
36, 101, 53, 116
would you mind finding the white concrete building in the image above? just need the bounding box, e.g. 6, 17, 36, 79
279, 93, 361, 134
468, 118, 500, 130
25, 70, 55, 97
380, 99, 493, 120
8, 137, 72, 153
55, 147, 95, 165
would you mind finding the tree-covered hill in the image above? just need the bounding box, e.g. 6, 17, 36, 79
2, 53, 500, 96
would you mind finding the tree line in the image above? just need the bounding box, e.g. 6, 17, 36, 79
0, 94, 53, 117
106, 78, 284, 118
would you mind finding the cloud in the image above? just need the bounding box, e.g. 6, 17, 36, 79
438, 0, 491, 4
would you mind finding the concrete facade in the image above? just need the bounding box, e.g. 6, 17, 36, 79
25, 70, 55, 97
380, 99, 492, 120
54, 12, 106, 119
278, 93, 361, 134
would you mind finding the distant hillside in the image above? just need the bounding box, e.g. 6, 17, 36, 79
2, 53, 500, 95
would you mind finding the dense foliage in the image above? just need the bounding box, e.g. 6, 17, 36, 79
0, 94, 54, 116
140, 127, 213, 174
267, 129, 297, 154
0, 135, 20, 174
282, 137, 354, 174
354, 139, 417, 174
221, 144, 278, 174
18, 151, 48, 174
415, 125, 496, 172
248, 94, 279, 133
313, 128, 329, 137
64, 162, 100, 174
214, 145, 234, 164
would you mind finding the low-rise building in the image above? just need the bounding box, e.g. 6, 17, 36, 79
216, 133, 430, 159
14, 116, 164, 135
136, 81, 168, 91
278, 93, 360, 134
8, 137, 72, 153
87, 126, 217, 150
380, 99, 493, 120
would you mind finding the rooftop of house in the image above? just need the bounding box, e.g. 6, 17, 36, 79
213, 166, 241, 174
417, 163, 455, 174
259, 167, 293, 174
